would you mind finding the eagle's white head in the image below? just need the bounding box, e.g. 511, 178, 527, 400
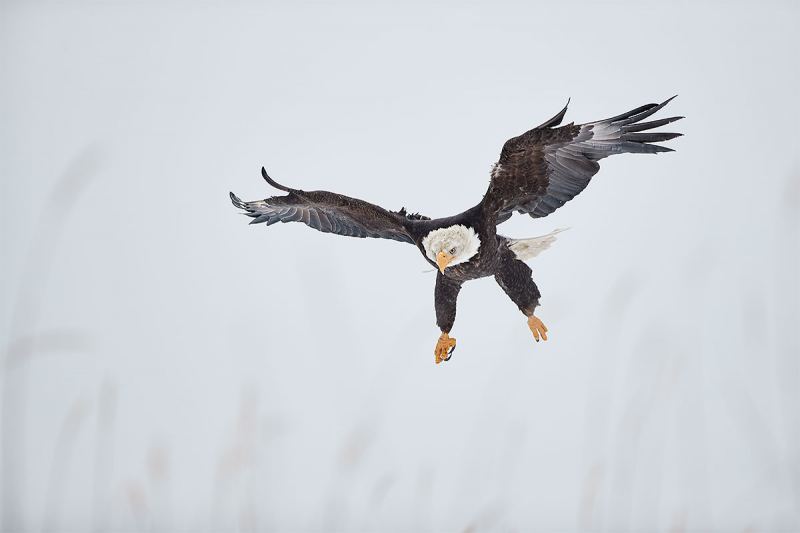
422, 225, 481, 273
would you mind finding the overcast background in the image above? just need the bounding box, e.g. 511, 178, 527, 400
2, 1, 799, 531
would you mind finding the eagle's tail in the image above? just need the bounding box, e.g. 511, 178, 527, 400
507, 228, 568, 261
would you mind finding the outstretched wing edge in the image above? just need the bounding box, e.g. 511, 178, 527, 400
487, 96, 684, 222
230, 167, 418, 244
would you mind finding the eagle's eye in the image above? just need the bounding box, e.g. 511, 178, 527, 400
449, 247, 457, 255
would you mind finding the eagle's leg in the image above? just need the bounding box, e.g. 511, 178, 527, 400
434, 273, 463, 364
494, 252, 547, 343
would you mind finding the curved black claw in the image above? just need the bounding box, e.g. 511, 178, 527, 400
443, 344, 456, 362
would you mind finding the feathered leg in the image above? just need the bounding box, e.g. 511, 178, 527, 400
494, 251, 548, 343
434, 273, 463, 364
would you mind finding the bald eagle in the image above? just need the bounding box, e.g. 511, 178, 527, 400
231, 97, 682, 364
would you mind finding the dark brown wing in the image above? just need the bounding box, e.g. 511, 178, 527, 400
482, 97, 683, 223
230, 168, 420, 244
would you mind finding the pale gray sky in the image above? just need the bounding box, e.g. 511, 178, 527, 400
2, 1, 799, 531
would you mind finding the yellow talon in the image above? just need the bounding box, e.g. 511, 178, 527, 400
434, 332, 456, 364
527, 315, 548, 342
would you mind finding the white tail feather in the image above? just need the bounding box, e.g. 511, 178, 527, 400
507, 228, 569, 261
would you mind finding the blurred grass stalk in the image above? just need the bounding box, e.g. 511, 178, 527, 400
1, 148, 100, 531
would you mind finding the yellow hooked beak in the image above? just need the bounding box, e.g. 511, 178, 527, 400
436, 250, 454, 273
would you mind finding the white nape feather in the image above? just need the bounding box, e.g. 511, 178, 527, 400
507, 228, 569, 261
421, 225, 481, 266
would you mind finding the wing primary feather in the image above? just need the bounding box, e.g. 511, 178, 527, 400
249, 215, 270, 225
621, 141, 675, 153
600, 103, 656, 124
624, 116, 684, 133
534, 98, 571, 129
230, 191, 247, 209
261, 167, 291, 192
618, 95, 678, 125
623, 132, 683, 143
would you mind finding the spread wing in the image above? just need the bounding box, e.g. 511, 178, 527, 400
482, 96, 683, 223
230, 168, 423, 244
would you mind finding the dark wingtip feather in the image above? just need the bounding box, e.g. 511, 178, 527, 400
623, 115, 684, 133
624, 132, 683, 143
648, 144, 676, 153
261, 167, 291, 192
603, 95, 680, 126
620, 95, 681, 125
249, 214, 271, 225
535, 98, 570, 129
620, 141, 677, 154
230, 191, 246, 209
603, 103, 656, 124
